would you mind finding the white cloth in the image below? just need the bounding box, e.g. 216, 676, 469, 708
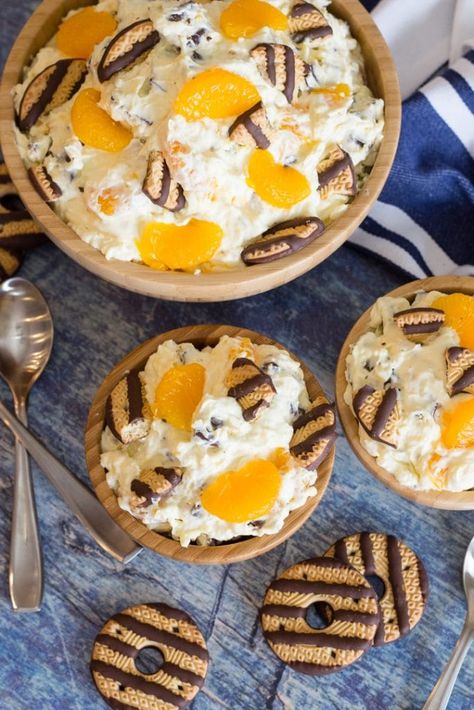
372, 0, 474, 99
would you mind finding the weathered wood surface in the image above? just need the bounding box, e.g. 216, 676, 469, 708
0, 3, 473, 709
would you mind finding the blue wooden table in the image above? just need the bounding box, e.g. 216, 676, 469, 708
1, 3, 473, 708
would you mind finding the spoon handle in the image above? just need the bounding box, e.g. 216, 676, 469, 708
9, 400, 43, 612
0, 401, 141, 564
423, 619, 474, 710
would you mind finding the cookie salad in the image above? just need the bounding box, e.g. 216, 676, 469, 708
14, 0, 384, 272
101, 335, 335, 546
345, 291, 474, 492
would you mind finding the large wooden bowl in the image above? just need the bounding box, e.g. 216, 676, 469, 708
336, 276, 474, 510
85, 324, 335, 563
0, 0, 400, 302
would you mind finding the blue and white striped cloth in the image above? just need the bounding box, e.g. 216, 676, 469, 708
350, 0, 474, 277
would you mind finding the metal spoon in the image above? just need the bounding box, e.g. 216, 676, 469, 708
423, 536, 474, 709
0, 277, 52, 612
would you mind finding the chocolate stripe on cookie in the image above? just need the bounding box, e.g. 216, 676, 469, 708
142, 151, 185, 212
387, 535, 409, 638
289, 1, 333, 43
394, 307, 445, 342
28, 165, 62, 203
105, 368, 150, 444
17, 59, 87, 132
241, 217, 325, 265
131, 466, 183, 507
250, 43, 308, 103
360, 531, 376, 574
446, 347, 474, 395
289, 398, 336, 470
317, 145, 356, 200
353, 385, 400, 448
227, 357, 276, 421
228, 102, 273, 149
98, 19, 160, 82
0, 211, 46, 251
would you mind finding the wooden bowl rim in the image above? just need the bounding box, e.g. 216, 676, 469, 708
335, 275, 474, 510
0, 0, 401, 302
85, 324, 336, 564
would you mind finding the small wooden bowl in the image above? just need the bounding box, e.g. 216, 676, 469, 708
336, 275, 474, 510
0, 0, 400, 302
85, 324, 335, 563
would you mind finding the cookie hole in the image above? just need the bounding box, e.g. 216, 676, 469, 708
135, 646, 164, 676
305, 602, 333, 630
0, 193, 24, 211
366, 575, 386, 599
330, 650, 337, 659
118, 684, 125, 692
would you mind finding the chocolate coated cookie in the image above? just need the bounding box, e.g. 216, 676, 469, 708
324, 532, 429, 646
91, 602, 209, 709
261, 557, 380, 675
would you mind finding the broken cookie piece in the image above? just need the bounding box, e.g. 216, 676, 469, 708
105, 368, 151, 444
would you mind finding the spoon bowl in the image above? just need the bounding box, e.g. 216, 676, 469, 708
0, 277, 53, 399
0, 277, 53, 611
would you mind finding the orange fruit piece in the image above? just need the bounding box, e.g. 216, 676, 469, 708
441, 397, 474, 449
153, 363, 206, 431
247, 149, 311, 208
98, 187, 122, 215
201, 459, 281, 523
71, 89, 132, 152
174, 68, 260, 120
220, 0, 288, 39
431, 293, 474, 349
137, 219, 223, 272
311, 83, 351, 106
56, 8, 117, 59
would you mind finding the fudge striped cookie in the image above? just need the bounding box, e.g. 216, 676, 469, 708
0, 211, 47, 281
90, 602, 209, 709
261, 557, 380, 675
0, 160, 24, 213
105, 368, 151, 444
324, 532, 429, 646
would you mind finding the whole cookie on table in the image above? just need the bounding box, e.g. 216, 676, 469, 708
261, 556, 380, 675
90, 602, 209, 709
324, 532, 429, 646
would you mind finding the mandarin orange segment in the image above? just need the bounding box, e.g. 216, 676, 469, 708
174, 68, 260, 120
56, 8, 117, 59
71, 89, 132, 152
311, 83, 351, 105
201, 459, 281, 523
137, 219, 223, 272
247, 149, 311, 208
220, 0, 288, 39
98, 188, 121, 215
432, 293, 474, 349
441, 396, 474, 449
153, 363, 206, 431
